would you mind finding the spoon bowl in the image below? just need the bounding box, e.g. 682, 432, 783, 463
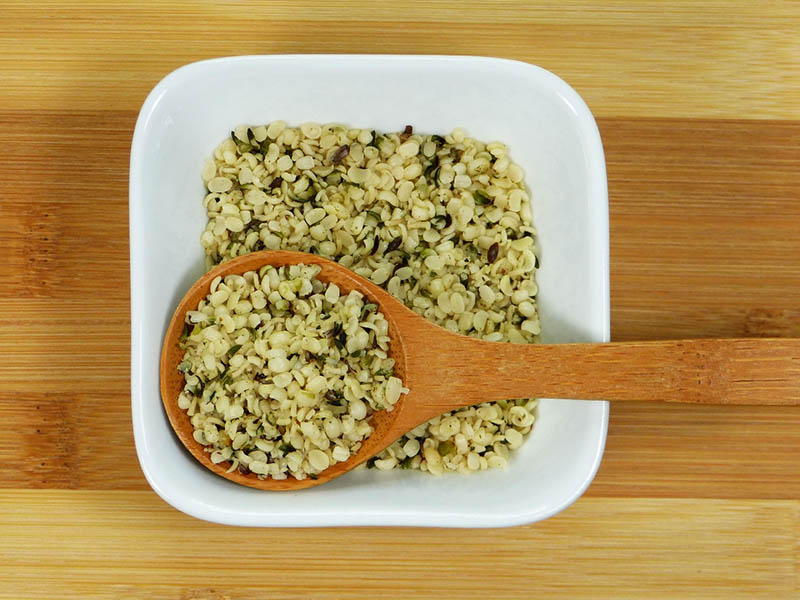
162, 251, 800, 491
161, 250, 415, 490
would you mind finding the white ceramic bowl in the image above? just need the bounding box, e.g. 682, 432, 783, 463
130, 55, 609, 527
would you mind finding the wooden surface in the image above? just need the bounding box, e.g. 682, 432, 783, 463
0, 1, 798, 597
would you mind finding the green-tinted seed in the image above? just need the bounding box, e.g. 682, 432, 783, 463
438, 441, 455, 456
473, 190, 491, 205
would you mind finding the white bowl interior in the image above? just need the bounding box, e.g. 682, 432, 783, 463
130, 55, 609, 527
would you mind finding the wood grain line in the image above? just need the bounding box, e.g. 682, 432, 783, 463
4, 0, 800, 27
2, 391, 795, 500
594, 403, 800, 500
0, 300, 129, 395
0, 491, 795, 599
0, 392, 142, 490
0, 110, 131, 300
0, 4, 798, 117
601, 118, 800, 341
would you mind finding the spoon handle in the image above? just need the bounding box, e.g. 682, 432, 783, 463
406, 335, 800, 411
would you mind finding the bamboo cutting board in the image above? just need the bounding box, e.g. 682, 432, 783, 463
0, 2, 798, 598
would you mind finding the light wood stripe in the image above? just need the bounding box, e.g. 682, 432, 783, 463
0, 491, 795, 599
0, 3, 798, 117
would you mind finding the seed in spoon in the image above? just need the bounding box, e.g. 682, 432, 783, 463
176, 263, 407, 481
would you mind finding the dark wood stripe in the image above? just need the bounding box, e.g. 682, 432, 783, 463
0, 112, 797, 497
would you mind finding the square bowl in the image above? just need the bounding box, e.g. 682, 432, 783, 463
130, 54, 609, 527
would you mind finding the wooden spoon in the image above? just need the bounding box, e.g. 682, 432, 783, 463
161, 250, 800, 491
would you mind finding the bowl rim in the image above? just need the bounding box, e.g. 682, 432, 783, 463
130, 53, 610, 527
